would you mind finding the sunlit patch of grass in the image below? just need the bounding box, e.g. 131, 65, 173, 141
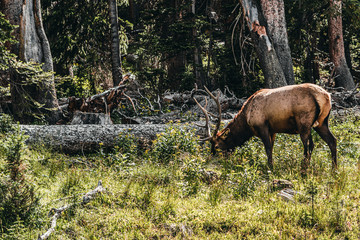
1, 115, 359, 239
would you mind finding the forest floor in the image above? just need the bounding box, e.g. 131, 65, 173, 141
0, 112, 360, 239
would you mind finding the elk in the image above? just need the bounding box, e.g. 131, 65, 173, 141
193, 84, 337, 172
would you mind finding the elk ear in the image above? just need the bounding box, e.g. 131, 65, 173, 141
220, 128, 230, 140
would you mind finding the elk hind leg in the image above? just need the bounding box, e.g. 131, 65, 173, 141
314, 119, 337, 169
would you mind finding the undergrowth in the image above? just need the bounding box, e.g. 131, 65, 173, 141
0, 116, 359, 239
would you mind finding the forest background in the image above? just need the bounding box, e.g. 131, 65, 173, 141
0, 0, 360, 239
42, 0, 360, 95
1, 0, 360, 123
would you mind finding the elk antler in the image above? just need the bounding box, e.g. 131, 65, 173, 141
204, 87, 222, 138
192, 94, 212, 140
192, 86, 222, 141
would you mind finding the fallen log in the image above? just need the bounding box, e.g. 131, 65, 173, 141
20, 124, 173, 153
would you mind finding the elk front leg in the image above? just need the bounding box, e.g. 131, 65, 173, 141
300, 131, 313, 175
314, 121, 337, 169
257, 128, 274, 170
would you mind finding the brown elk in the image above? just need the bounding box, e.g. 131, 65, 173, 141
193, 84, 337, 172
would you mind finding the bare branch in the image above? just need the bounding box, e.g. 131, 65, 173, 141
123, 93, 137, 114
38, 181, 106, 240
156, 95, 163, 114
137, 89, 154, 111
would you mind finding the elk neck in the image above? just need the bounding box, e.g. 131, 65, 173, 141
218, 110, 254, 150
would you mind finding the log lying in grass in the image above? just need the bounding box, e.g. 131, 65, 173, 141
38, 180, 106, 240
20, 124, 173, 153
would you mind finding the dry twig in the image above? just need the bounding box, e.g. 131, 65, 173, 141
37, 180, 106, 240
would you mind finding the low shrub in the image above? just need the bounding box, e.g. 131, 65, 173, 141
151, 124, 200, 164
0, 128, 39, 231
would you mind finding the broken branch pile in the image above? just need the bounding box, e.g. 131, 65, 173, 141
67, 84, 127, 114
327, 85, 360, 108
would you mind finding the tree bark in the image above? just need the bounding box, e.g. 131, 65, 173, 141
240, 0, 287, 88
128, 0, 138, 24
3, 0, 61, 124
109, 0, 122, 87
33, 0, 61, 123
33, 0, 52, 73
259, 0, 295, 85
328, 0, 355, 90
167, 54, 186, 89
192, 0, 206, 89
164, 0, 187, 90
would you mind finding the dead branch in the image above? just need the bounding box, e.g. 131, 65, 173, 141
89, 85, 126, 101
224, 85, 236, 98
38, 180, 106, 240
123, 92, 137, 114
67, 85, 127, 114
137, 89, 154, 111
277, 188, 299, 202
156, 95, 163, 114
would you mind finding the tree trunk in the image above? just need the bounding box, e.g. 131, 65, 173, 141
328, 0, 355, 90
259, 0, 295, 85
344, 39, 352, 72
109, 0, 122, 87
167, 54, 186, 89
240, 0, 287, 88
33, 0, 61, 123
304, 32, 320, 84
128, 0, 138, 24
304, 47, 314, 83
192, 0, 206, 89
194, 47, 206, 88
164, 0, 187, 91
3, 0, 61, 124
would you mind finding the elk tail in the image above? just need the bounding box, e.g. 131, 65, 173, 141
313, 91, 332, 128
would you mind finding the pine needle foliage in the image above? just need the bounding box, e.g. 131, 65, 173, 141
0, 127, 39, 232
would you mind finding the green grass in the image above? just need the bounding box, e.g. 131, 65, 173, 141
0, 115, 360, 239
